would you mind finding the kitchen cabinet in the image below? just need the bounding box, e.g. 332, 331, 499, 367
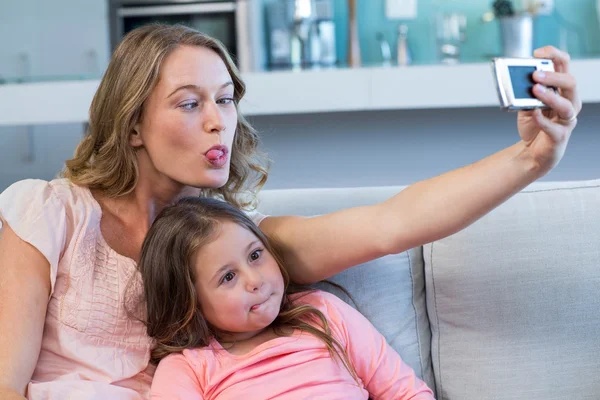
0, 0, 108, 190
0, 0, 109, 82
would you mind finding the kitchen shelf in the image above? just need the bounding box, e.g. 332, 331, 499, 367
1, 59, 599, 126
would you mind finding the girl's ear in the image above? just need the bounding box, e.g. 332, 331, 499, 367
130, 124, 143, 147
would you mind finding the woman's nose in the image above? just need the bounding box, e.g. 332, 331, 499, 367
203, 101, 225, 134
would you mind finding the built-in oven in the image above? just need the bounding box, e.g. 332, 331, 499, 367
108, 0, 265, 72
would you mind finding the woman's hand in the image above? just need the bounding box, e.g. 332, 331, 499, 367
517, 46, 582, 174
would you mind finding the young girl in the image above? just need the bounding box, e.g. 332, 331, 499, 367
138, 197, 435, 399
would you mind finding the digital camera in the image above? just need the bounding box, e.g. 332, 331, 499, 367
491, 57, 556, 111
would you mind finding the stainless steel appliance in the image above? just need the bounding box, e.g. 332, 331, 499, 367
498, 14, 533, 58
266, 0, 336, 70
109, 0, 265, 72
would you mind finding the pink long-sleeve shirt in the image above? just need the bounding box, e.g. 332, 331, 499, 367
150, 291, 434, 399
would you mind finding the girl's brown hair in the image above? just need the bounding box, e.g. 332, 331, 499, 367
62, 23, 268, 209
138, 197, 358, 382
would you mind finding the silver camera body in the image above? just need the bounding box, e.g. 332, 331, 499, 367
491, 57, 556, 111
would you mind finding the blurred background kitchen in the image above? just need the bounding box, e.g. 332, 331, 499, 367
1, 0, 599, 191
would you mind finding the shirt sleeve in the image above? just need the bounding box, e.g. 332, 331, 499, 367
150, 353, 204, 400
0, 179, 67, 296
321, 291, 435, 400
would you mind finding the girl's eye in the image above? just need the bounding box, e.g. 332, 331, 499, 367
179, 101, 198, 110
249, 249, 263, 262
222, 272, 235, 283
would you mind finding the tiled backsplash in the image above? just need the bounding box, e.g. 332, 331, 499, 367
268, 0, 600, 66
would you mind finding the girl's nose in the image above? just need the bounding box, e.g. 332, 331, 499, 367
246, 271, 263, 292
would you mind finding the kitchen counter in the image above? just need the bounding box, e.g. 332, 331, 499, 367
1, 58, 599, 126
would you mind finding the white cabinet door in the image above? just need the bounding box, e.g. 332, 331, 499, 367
0, 1, 37, 81
0, 1, 108, 190
0, 0, 110, 81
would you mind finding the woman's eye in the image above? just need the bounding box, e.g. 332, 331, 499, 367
179, 101, 198, 110
223, 272, 235, 283
218, 97, 234, 105
249, 249, 262, 261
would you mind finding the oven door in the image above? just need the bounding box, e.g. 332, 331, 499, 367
112, 1, 237, 60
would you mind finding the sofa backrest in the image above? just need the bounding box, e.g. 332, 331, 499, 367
259, 179, 600, 399
257, 186, 435, 391
423, 179, 600, 400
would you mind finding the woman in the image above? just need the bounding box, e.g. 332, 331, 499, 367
0, 23, 581, 399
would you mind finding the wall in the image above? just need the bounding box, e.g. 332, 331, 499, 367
2, 103, 598, 192
0, 123, 84, 191
252, 103, 600, 189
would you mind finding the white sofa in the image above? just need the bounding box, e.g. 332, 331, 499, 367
258, 179, 600, 400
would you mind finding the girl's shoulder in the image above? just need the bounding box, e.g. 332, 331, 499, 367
154, 346, 218, 384
152, 351, 205, 395
291, 290, 352, 314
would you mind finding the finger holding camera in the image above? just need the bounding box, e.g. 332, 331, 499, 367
532, 71, 577, 114
532, 46, 581, 118
516, 46, 582, 172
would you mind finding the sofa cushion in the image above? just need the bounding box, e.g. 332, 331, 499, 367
424, 179, 600, 400
257, 186, 435, 392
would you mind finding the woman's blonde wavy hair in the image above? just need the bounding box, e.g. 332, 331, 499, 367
138, 197, 360, 384
63, 23, 268, 209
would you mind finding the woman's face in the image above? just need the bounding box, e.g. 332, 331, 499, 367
132, 45, 238, 189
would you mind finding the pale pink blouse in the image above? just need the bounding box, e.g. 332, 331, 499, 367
0, 179, 265, 399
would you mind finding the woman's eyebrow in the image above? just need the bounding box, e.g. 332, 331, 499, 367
167, 81, 233, 99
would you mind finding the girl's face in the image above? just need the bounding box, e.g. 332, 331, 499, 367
132, 45, 238, 189
193, 221, 285, 342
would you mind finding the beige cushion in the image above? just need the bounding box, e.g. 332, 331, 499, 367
424, 179, 600, 400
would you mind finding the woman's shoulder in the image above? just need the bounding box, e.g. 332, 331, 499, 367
0, 178, 100, 258
0, 178, 100, 295
0, 178, 96, 214
2, 177, 86, 201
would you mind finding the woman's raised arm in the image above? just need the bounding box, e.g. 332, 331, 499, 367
260, 142, 538, 283
260, 46, 580, 285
